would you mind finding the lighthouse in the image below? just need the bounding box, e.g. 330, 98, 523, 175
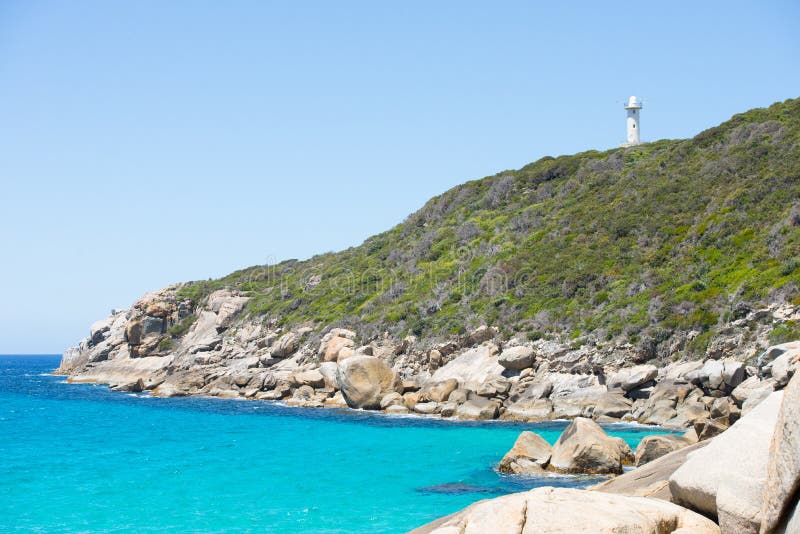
624, 96, 642, 146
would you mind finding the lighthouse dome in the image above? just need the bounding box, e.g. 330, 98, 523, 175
625, 96, 642, 109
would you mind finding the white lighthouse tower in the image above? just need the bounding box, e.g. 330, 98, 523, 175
624, 96, 643, 146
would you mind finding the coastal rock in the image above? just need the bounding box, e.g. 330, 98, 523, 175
475, 374, 510, 398
335, 356, 402, 410
592, 391, 633, 419
419, 378, 458, 403
320, 334, 356, 362
500, 398, 553, 422
379, 392, 405, 409
290, 369, 326, 389
318, 361, 339, 388
497, 431, 552, 474
730, 375, 765, 405
462, 325, 496, 346
549, 417, 629, 474
607, 364, 658, 392
410, 486, 720, 534
669, 390, 784, 532
413, 402, 440, 415
760, 372, 800, 533
456, 397, 499, 420
592, 440, 710, 501
635, 434, 689, 467
497, 345, 535, 370
428, 344, 503, 391
742, 380, 776, 414
271, 332, 300, 358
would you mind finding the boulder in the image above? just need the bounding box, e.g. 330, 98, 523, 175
500, 398, 553, 422
742, 381, 776, 415
409, 487, 720, 534
290, 369, 325, 389
321, 335, 356, 362
592, 440, 710, 501
323, 390, 348, 408
549, 417, 629, 474
428, 344, 504, 391
462, 325, 495, 346
379, 391, 405, 409
318, 362, 339, 389
770, 349, 799, 388
456, 397, 499, 420
475, 375, 511, 398
335, 356, 403, 410
413, 402, 440, 415
497, 345, 535, 370
731, 375, 767, 405
669, 390, 784, 532
635, 434, 689, 467
760, 371, 800, 533
607, 364, 658, 392
271, 332, 300, 358
497, 431, 552, 475
592, 391, 633, 419
696, 359, 746, 393
438, 401, 457, 418
419, 378, 458, 403
384, 404, 409, 415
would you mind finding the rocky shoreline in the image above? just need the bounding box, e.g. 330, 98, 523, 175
57, 287, 798, 434
56, 285, 800, 533
413, 370, 800, 533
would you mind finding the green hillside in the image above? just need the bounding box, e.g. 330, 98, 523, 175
178, 98, 800, 355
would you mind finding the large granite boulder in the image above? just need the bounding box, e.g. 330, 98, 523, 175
607, 364, 658, 391
335, 356, 402, 409
409, 486, 720, 534
419, 378, 459, 403
428, 344, 504, 390
271, 332, 300, 358
497, 345, 535, 370
456, 396, 499, 420
319, 328, 356, 362
669, 390, 784, 533
759, 341, 800, 388
592, 391, 633, 419
500, 398, 553, 422
691, 359, 746, 393
635, 434, 690, 467
760, 371, 800, 533
549, 417, 631, 474
592, 440, 710, 501
497, 431, 552, 475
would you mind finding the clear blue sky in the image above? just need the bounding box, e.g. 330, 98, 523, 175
1, 1, 798, 353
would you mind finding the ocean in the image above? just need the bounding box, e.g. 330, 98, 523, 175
0, 355, 672, 533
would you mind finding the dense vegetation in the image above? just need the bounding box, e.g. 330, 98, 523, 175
179, 98, 800, 354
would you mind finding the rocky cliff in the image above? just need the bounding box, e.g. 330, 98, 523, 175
57, 97, 800, 429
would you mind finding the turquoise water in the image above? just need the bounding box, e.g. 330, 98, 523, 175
0, 356, 672, 533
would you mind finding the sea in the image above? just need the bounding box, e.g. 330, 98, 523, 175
0, 355, 674, 533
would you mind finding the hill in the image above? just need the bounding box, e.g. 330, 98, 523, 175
176, 98, 800, 357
